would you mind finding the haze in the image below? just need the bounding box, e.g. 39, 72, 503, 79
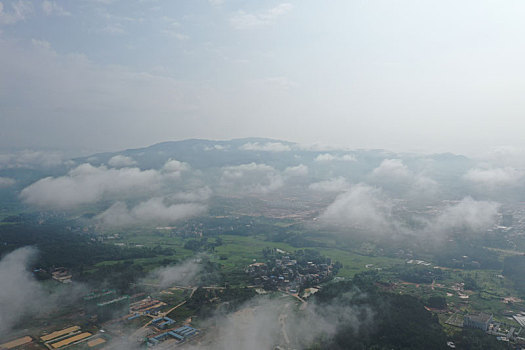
2, 0, 525, 155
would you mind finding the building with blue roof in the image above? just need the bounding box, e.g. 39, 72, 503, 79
151, 316, 176, 330
146, 325, 199, 347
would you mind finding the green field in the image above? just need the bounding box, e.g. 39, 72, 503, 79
91, 222, 525, 332
106, 229, 405, 280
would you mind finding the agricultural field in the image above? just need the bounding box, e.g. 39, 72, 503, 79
109, 227, 406, 281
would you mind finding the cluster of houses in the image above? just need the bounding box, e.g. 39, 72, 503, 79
246, 252, 334, 292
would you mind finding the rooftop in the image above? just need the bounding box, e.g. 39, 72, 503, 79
466, 312, 492, 323
0, 336, 32, 349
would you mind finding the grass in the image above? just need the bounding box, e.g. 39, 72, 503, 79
317, 247, 403, 278
166, 304, 194, 322
211, 234, 296, 271
111, 230, 406, 279
158, 289, 187, 305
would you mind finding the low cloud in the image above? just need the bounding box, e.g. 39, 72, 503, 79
320, 186, 498, 239
371, 159, 411, 180
108, 155, 137, 168
185, 294, 372, 350
320, 184, 395, 234
296, 142, 351, 152
239, 142, 291, 152
0, 150, 63, 169
410, 175, 440, 200
220, 163, 283, 194
0, 177, 15, 187
21, 164, 162, 208
204, 144, 228, 151
429, 197, 500, 235
104, 292, 372, 350
283, 164, 308, 177
0, 247, 86, 337
162, 158, 190, 178
309, 177, 350, 192
0, 247, 42, 336
369, 159, 439, 200
314, 153, 356, 162
147, 259, 202, 288
481, 146, 525, 168
464, 167, 523, 188
96, 197, 206, 227
20, 159, 190, 209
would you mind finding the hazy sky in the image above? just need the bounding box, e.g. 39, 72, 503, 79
1, 0, 525, 155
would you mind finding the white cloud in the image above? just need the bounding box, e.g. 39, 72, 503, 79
464, 167, 524, 188
19, 157, 194, 210
309, 177, 350, 192
314, 153, 336, 162
0, 247, 43, 336
131, 198, 204, 222
429, 197, 500, 235
314, 153, 356, 162
220, 163, 283, 194
104, 291, 373, 350
0, 247, 86, 337
108, 155, 137, 168
340, 154, 357, 161
239, 142, 291, 152
96, 197, 206, 227
371, 159, 411, 180
20, 163, 165, 208
42, 1, 70, 16
184, 295, 372, 350
369, 159, 439, 199
410, 175, 440, 199
296, 142, 351, 152
204, 144, 228, 151
283, 164, 308, 177
320, 184, 394, 233
0, 0, 33, 25
0, 177, 15, 187
230, 3, 293, 29
480, 146, 525, 168
147, 259, 202, 288
162, 158, 190, 177
320, 188, 499, 239
0, 150, 63, 169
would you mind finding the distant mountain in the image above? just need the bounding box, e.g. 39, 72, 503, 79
0, 138, 489, 213
74, 138, 302, 170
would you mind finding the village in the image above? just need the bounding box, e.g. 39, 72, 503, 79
245, 248, 337, 293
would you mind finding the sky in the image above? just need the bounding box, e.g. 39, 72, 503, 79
1, 0, 525, 156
